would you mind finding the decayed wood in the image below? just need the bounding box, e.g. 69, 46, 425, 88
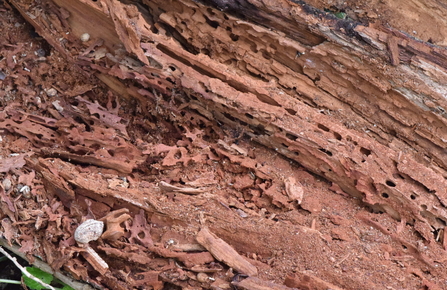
7, 0, 447, 287
196, 227, 258, 276
79, 246, 109, 276
158, 181, 205, 195
232, 276, 296, 290
121, 1, 441, 235
285, 272, 347, 290
9, 0, 447, 250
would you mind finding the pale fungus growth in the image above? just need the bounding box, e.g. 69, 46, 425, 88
74, 219, 104, 244
165, 238, 177, 248
2, 178, 12, 191
45, 88, 57, 97
80, 33, 90, 42
196, 272, 210, 283
19, 185, 31, 199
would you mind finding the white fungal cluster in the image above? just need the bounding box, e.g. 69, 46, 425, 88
80, 33, 90, 42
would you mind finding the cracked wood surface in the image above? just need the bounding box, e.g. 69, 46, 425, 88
12, 0, 447, 239
6, 0, 447, 288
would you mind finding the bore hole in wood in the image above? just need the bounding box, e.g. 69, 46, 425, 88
151, 26, 159, 34
245, 113, 253, 119
223, 58, 233, 65
223, 112, 236, 121
261, 50, 271, 60
285, 108, 297, 115
248, 124, 267, 135
250, 43, 257, 53
360, 147, 371, 156
381, 192, 389, 198
333, 132, 342, 140
410, 194, 416, 200
317, 123, 330, 132
230, 33, 239, 41
385, 180, 396, 187
286, 133, 297, 141
319, 148, 333, 156
255, 94, 281, 107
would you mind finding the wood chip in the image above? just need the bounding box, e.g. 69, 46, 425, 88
159, 181, 205, 194
284, 177, 304, 204
196, 227, 258, 276
232, 276, 293, 290
285, 272, 346, 290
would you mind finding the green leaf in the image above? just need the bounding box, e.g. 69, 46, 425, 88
22, 267, 54, 290
334, 12, 347, 19
61, 285, 75, 290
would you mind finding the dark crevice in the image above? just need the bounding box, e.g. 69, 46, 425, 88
385, 180, 396, 187
286, 133, 298, 141
360, 147, 372, 156
317, 123, 330, 132
319, 148, 333, 156
285, 108, 297, 115
204, 15, 220, 28
198, 0, 325, 46
254, 94, 281, 107
157, 23, 200, 55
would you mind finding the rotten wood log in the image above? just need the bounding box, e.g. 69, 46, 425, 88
8, 0, 447, 272
10, 0, 447, 241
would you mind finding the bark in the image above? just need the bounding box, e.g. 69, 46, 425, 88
6, 0, 447, 288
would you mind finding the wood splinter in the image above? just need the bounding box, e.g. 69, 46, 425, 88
232, 276, 294, 290
196, 227, 258, 276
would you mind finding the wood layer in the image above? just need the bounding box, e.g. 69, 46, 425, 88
7, 0, 447, 287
